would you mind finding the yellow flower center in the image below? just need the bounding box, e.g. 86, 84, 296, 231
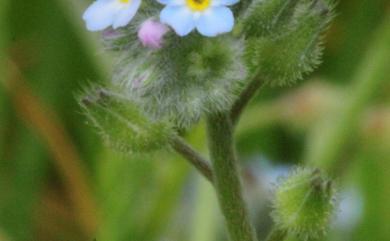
187, 0, 211, 11
119, 0, 130, 3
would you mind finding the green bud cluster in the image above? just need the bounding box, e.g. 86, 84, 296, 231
79, 86, 172, 153
243, 0, 335, 86
115, 34, 245, 128
272, 168, 336, 240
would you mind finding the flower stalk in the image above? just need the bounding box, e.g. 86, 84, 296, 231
170, 135, 214, 183
206, 112, 258, 241
305, 15, 390, 171
231, 72, 264, 126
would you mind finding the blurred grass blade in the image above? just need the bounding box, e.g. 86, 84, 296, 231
190, 177, 219, 241
356, 150, 390, 240
0, 0, 9, 83
2, 61, 98, 237
305, 15, 390, 171
54, 0, 111, 80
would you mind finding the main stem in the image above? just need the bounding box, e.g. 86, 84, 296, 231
206, 112, 258, 241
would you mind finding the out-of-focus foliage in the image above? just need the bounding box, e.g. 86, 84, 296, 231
0, 1, 389, 241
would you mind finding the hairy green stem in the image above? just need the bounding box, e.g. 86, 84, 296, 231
206, 112, 258, 241
170, 135, 214, 183
265, 228, 288, 241
231, 73, 264, 126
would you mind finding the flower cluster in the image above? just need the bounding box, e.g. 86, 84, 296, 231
83, 0, 239, 38
81, 0, 335, 129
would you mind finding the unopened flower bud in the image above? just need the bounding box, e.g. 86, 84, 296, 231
138, 19, 169, 49
272, 168, 336, 240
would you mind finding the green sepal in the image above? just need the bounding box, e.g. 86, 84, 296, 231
79, 86, 173, 153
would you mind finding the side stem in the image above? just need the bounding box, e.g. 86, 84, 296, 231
170, 135, 214, 183
231, 73, 264, 126
206, 112, 258, 241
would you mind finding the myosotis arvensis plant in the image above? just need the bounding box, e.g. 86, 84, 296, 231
80, 0, 337, 240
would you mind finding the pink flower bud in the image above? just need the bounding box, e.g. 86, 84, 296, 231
138, 19, 169, 49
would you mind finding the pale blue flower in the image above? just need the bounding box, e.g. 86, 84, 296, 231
83, 0, 141, 32
158, 0, 239, 37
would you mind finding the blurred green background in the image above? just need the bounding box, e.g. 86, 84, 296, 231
0, 0, 389, 241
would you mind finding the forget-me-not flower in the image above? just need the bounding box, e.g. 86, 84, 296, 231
158, 0, 239, 37
83, 0, 142, 31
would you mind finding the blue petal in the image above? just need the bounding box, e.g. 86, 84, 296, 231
112, 0, 141, 28
196, 7, 234, 37
212, 0, 239, 6
83, 0, 118, 31
160, 6, 195, 36
157, 0, 185, 5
